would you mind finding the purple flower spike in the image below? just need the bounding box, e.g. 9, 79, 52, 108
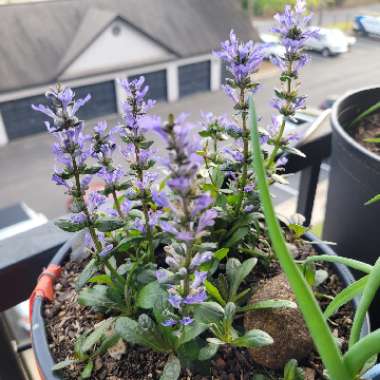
190, 251, 213, 269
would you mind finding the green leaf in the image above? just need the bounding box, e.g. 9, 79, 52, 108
363, 137, 380, 143
323, 275, 368, 318
136, 281, 167, 309
55, 218, 86, 232
88, 274, 114, 287
94, 217, 124, 232
78, 285, 119, 310
204, 280, 226, 306
179, 321, 208, 345
349, 101, 380, 128
80, 360, 93, 379
214, 247, 229, 261
249, 96, 351, 379
365, 193, 380, 206
303, 255, 373, 274
52, 359, 78, 371
239, 299, 297, 313
229, 257, 257, 300
284, 359, 304, 380
350, 257, 380, 348
232, 329, 273, 348
225, 226, 249, 247
81, 319, 113, 353
160, 355, 181, 380
116, 235, 145, 252
193, 302, 225, 325
95, 334, 120, 355
115, 316, 163, 351
206, 337, 225, 345
198, 343, 219, 360
288, 223, 308, 239
76, 259, 99, 290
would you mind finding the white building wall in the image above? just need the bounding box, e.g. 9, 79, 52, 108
210, 57, 221, 91
0, 112, 9, 146
62, 21, 172, 79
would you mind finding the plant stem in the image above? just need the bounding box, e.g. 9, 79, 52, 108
235, 88, 249, 214
111, 189, 124, 219
72, 156, 125, 287
249, 96, 352, 380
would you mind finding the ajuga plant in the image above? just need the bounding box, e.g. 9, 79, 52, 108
32, 1, 380, 379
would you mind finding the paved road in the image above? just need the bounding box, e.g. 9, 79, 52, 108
0, 36, 379, 219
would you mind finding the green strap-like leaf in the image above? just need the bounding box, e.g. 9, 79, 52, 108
249, 96, 351, 380
303, 255, 373, 274
52, 359, 78, 371
349, 101, 380, 128
350, 258, 380, 348
324, 275, 368, 319
239, 299, 297, 313
232, 329, 273, 348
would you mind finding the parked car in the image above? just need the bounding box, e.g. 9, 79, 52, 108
259, 33, 286, 60
304, 27, 349, 57
354, 15, 380, 36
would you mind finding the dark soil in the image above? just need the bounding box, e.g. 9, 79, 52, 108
351, 112, 380, 155
44, 240, 354, 380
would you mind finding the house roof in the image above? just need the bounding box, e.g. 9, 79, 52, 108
0, 0, 260, 94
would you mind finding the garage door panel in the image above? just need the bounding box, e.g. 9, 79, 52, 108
128, 70, 167, 102
1, 94, 48, 140
179, 61, 210, 98
73, 81, 117, 120
1, 80, 117, 140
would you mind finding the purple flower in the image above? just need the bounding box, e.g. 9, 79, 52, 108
160, 221, 178, 235
121, 199, 133, 214
87, 191, 106, 213
223, 146, 244, 163
192, 271, 207, 289
99, 244, 113, 258
70, 212, 87, 224
168, 293, 183, 309
196, 209, 218, 235
244, 205, 254, 213
192, 194, 213, 216
162, 319, 177, 327
276, 156, 289, 167
190, 251, 213, 269
176, 231, 194, 242
183, 288, 207, 304
179, 316, 194, 326
152, 190, 169, 208
214, 30, 264, 86
155, 269, 170, 283
98, 167, 124, 186
244, 184, 255, 193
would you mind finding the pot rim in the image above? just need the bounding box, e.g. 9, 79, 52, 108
31, 232, 371, 380
331, 85, 380, 164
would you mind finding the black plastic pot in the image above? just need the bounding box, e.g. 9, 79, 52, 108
31, 233, 370, 380
323, 86, 380, 327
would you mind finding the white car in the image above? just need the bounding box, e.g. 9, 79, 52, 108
259, 33, 286, 60
354, 15, 380, 36
304, 27, 349, 57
